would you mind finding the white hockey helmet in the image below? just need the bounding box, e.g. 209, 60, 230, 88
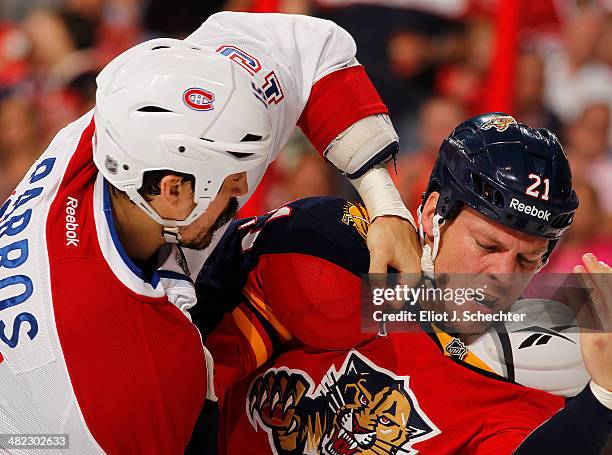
93, 38, 271, 238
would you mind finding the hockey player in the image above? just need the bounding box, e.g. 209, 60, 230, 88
193, 113, 612, 454
0, 12, 420, 454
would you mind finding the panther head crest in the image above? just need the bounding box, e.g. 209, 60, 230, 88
248, 351, 440, 455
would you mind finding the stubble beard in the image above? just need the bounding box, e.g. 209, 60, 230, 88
179, 197, 240, 250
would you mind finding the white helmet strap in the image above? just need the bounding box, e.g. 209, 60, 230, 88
123, 185, 211, 244
417, 205, 445, 278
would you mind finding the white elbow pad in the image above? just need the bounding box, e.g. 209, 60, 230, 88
324, 114, 399, 179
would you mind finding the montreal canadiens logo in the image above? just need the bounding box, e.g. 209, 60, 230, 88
183, 88, 215, 111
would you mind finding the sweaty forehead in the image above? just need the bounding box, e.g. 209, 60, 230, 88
460, 207, 549, 253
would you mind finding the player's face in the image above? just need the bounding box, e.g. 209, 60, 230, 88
177, 172, 247, 250
421, 193, 549, 335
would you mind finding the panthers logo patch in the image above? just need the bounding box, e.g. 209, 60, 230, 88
481, 115, 517, 132
247, 351, 440, 455
342, 202, 370, 241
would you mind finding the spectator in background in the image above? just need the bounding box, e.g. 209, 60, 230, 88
0, 24, 30, 96
514, 50, 561, 136
564, 103, 612, 220
21, 8, 77, 80
546, 178, 612, 273
543, 5, 612, 124
318, 3, 462, 131
435, 18, 492, 116
144, 0, 225, 37
0, 94, 41, 202
20, 8, 85, 143
286, 152, 336, 201
394, 96, 465, 214
60, 0, 141, 64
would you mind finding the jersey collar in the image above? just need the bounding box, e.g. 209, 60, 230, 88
94, 174, 164, 298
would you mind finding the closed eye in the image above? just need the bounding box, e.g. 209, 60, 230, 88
518, 254, 540, 266
476, 240, 498, 253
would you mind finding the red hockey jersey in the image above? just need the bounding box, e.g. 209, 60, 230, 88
196, 197, 565, 454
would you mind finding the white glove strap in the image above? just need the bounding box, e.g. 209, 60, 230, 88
351, 165, 415, 228
590, 380, 612, 410
203, 345, 218, 402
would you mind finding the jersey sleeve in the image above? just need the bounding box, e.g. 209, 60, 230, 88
184, 12, 388, 157
205, 310, 265, 408
201, 198, 374, 403
512, 384, 612, 455
254, 252, 372, 351
468, 387, 564, 454
205, 252, 372, 406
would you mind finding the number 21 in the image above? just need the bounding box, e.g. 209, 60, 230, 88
526, 174, 549, 201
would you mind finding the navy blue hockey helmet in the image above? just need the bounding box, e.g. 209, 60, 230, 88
421, 113, 578, 256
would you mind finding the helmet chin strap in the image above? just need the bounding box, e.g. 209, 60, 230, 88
417, 205, 445, 279
123, 185, 205, 248
163, 227, 180, 244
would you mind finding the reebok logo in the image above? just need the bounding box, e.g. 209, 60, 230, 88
65, 196, 80, 247
509, 198, 550, 221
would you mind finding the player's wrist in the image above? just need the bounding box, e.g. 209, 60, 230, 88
351, 165, 415, 228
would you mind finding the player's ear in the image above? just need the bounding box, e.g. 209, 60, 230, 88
225, 172, 248, 197
159, 175, 188, 207
421, 192, 440, 243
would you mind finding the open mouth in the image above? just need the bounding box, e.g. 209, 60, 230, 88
325, 427, 359, 455
323, 410, 377, 455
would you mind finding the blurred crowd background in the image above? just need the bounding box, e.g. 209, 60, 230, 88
1, 0, 611, 272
